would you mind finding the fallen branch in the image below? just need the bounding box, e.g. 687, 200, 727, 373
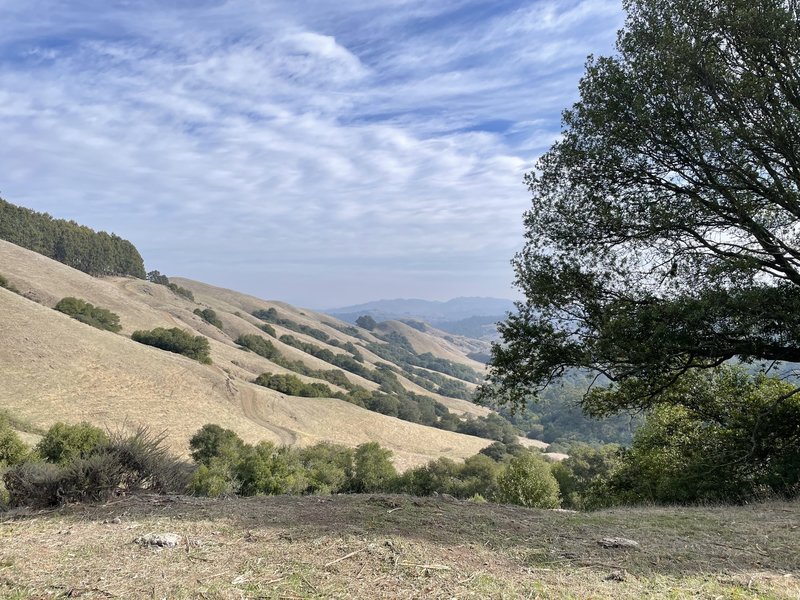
399, 562, 451, 571
324, 546, 368, 568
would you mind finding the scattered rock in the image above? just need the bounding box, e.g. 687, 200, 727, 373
598, 537, 640, 549
134, 533, 182, 548
606, 569, 627, 582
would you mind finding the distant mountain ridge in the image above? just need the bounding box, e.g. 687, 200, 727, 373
325, 296, 515, 340
326, 296, 515, 322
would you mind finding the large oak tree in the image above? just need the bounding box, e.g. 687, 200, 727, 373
485, 0, 800, 413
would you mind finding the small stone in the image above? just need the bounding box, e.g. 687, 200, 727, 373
598, 537, 640, 549
606, 569, 627, 582
111, 516, 122, 524
134, 533, 182, 548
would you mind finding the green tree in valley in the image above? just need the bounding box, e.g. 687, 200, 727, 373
496, 452, 560, 509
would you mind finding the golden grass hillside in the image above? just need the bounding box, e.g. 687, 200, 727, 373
0, 239, 523, 469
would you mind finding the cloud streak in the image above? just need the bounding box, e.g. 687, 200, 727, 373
0, 0, 623, 306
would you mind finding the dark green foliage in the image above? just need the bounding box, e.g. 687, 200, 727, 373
366, 332, 482, 384
0, 198, 145, 278
4, 427, 191, 508
493, 372, 640, 448
186, 424, 542, 503
194, 308, 223, 329
236, 334, 280, 360
478, 441, 526, 462
397, 454, 502, 500
399, 319, 427, 332
355, 315, 377, 330
485, 0, 800, 411
349, 442, 397, 493
0, 274, 19, 294
455, 413, 520, 444
550, 444, 620, 510
260, 323, 277, 337
324, 321, 363, 338
132, 327, 212, 364
147, 271, 195, 301
36, 422, 109, 465
189, 424, 248, 467
602, 368, 800, 504
0, 417, 28, 468
54, 297, 122, 332
496, 452, 560, 508
253, 309, 330, 342
254, 373, 334, 398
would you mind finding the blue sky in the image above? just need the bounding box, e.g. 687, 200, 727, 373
0, 0, 623, 307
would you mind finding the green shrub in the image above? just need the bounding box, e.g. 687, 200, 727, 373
236, 334, 280, 360
132, 327, 212, 363
0, 274, 19, 294
603, 368, 800, 504
235, 442, 309, 496
36, 422, 109, 465
349, 442, 397, 493
189, 424, 247, 467
54, 297, 122, 332
551, 444, 620, 510
146, 270, 195, 301
496, 452, 561, 508
4, 427, 190, 508
194, 308, 223, 329
356, 315, 377, 330
254, 373, 333, 398
0, 418, 28, 468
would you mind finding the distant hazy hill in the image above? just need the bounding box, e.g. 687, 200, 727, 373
327, 297, 515, 339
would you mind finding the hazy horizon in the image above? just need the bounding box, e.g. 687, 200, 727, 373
0, 1, 623, 306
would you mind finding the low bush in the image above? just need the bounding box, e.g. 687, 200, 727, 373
3, 427, 191, 508
0, 274, 19, 293
0, 417, 28, 468
496, 453, 560, 509
36, 422, 109, 464
236, 334, 280, 360
132, 327, 212, 363
54, 297, 122, 332
194, 308, 223, 329
254, 373, 334, 398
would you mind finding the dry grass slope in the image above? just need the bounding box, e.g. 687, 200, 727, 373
0, 240, 508, 469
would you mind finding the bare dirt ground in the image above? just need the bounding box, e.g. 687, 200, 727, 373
0, 495, 797, 599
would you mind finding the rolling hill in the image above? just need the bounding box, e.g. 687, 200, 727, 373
0, 239, 551, 469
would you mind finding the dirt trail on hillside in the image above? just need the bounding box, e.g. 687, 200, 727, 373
224, 376, 298, 446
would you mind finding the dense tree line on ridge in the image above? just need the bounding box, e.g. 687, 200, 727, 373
0, 198, 145, 278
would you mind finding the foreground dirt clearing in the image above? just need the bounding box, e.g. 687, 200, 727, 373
0, 495, 797, 599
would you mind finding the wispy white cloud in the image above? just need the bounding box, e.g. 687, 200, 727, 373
0, 0, 623, 306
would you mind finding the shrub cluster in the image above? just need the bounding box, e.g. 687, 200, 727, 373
54, 297, 122, 332
366, 332, 483, 384
236, 333, 280, 360
146, 270, 195, 301
194, 307, 223, 329
188, 424, 560, 508
254, 373, 334, 398
0, 274, 19, 294
132, 327, 212, 364
253, 308, 330, 342
2, 424, 191, 508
